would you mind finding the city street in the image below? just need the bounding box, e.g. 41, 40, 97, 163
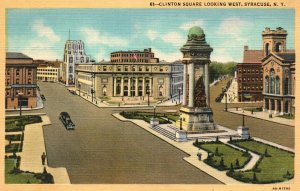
37, 82, 221, 184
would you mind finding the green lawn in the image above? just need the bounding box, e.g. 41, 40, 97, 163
5, 159, 41, 184
279, 114, 294, 119
229, 140, 294, 183
6, 134, 22, 142
120, 111, 178, 124
194, 141, 251, 170
5, 115, 42, 132
5, 143, 22, 153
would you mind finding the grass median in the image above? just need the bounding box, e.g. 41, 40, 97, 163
228, 139, 294, 183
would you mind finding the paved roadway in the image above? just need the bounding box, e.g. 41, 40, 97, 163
38, 82, 221, 184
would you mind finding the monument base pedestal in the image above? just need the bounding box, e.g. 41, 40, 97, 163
176, 106, 216, 132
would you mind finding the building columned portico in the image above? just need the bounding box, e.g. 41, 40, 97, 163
176, 26, 215, 132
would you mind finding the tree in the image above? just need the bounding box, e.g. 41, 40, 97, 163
229, 163, 234, 174
235, 158, 240, 167
215, 147, 219, 155
43, 167, 47, 174
220, 157, 224, 167
195, 139, 199, 145
264, 148, 271, 157
253, 173, 257, 182
216, 136, 219, 142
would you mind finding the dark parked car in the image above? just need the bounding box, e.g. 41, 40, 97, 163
41, 94, 46, 101
69, 90, 77, 95
59, 112, 75, 130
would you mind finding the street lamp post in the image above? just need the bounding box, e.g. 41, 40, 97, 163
153, 105, 156, 118
146, 84, 150, 106
225, 92, 228, 112
178, 87, 181, 103
180, 117, 182, 130
91, 88, 94, 103
18, 92, 23, 117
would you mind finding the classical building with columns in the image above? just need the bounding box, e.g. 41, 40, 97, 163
74, 49, 183, 101
176, 26, 215, 132
261, 27, 295, 115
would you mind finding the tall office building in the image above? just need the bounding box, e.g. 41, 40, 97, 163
60, 40, 94, 86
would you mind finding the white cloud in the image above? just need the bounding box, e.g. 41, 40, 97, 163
96, 49, 109, 62
32, 20, 60, 42
146, 30, 158, 41
152, 48, 182, 62
211, 48, 236, 62
80, 27, 128, 47
161, 32, 185, 47
21, 39, 60, 60
180, 20, 204, 30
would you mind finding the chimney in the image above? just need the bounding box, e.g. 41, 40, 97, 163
244, 46, 249, 51
148, 48, 152, 52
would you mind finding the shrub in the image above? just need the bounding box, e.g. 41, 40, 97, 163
220, 157, 225, 167
235, 158, 240, 167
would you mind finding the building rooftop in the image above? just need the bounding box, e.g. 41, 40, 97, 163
243, 49, 264, 64
6, 52, 32, 59
275, 52, 295, 62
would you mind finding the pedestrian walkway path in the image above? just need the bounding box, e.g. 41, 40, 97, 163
20, 114, 70, 184
221, 77, 238, 103
220, 139, 260, 171
227, 108, 294, 127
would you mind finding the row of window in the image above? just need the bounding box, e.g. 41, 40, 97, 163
37, 72, 58, 75
6, 89, 34, 96
239, 86, 263, 90
111, 59, 150, 63
239, 77, 263, 82
238, 68, 263, 74
111, 53, 154, 58
38, 69, 58, 72
6, 79, 32, 85
6, 69, 33, 76
102, 65, 154, 72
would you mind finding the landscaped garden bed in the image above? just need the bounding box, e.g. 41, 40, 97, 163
228, 139, 294, 183
5, 143, 23, 153
5, 115, 42, 132
194, 140, 252, 171
5, 157, 54, 184
120, 111, 179, 124
6, 134, 23, 142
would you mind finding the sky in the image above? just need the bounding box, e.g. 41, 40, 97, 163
6, 9, 294, 63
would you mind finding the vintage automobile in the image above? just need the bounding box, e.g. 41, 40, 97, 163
59, 112, 75, 130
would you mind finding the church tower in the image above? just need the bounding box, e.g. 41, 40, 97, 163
262, 27, 287, 57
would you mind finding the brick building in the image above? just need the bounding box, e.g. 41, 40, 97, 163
237, 46, 264, 102
5, 52, 38, 109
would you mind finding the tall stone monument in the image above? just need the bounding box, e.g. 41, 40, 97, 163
176, 26, 216, 131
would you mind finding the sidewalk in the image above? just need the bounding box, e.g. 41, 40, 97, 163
227, 108, 294, 127
20, 114, 71, 184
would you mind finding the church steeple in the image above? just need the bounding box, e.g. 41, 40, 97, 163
262, 27, 287, 57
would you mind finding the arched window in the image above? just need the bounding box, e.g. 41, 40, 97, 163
265, 76, 269, 93
270, 69, 275, 94
265, 43, 270, 56
284, 78, 289, 95
275, 42, 282, 52
275, 76, 280, 94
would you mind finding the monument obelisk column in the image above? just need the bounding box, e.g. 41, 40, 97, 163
205, 63, 210, 106
188, 63, 195, 108
182, 64, 187, 106
175, 26, 215, 132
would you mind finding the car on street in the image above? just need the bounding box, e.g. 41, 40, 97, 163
59, 112, 75, 130
41, 94, 46, 101
69, 90, 77, 95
